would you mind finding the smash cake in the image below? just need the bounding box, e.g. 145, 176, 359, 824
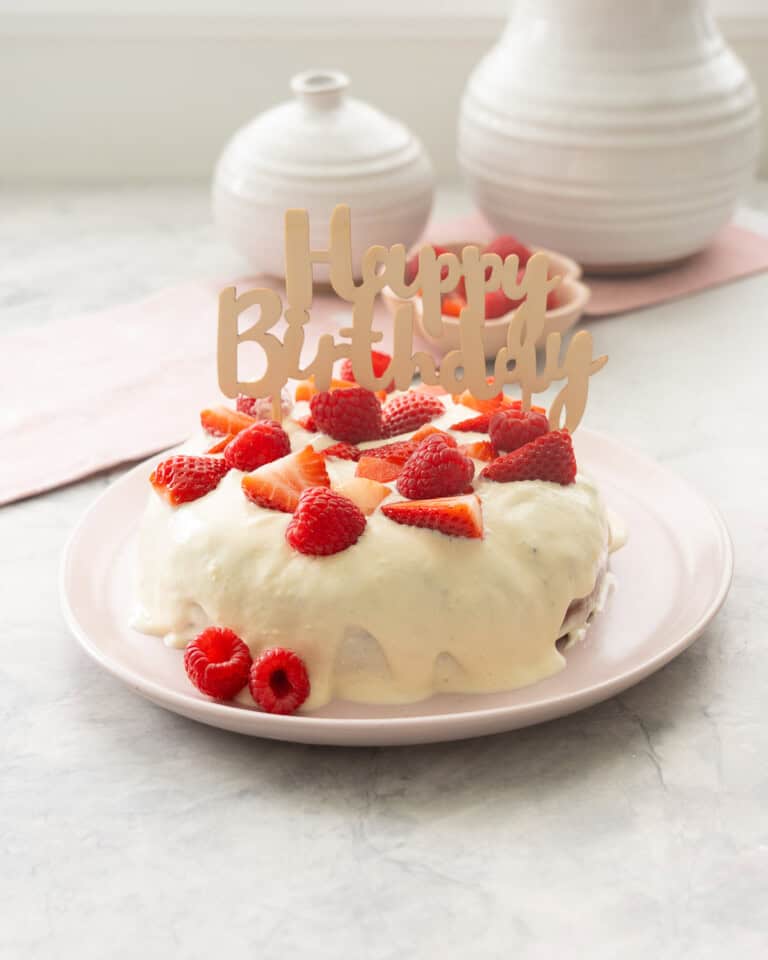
134, 357, 623, 714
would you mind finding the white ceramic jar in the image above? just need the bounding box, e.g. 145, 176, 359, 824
213, 70, 434, 278
458, 0, 761, 271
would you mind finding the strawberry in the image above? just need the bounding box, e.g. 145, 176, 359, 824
356, 456, 402, 483
249, 647, 310, 715
481, 430, 576, 485
294, 377, 357, 402
323, 442, 361, 462
485, 234, 532, 268
484, 287, 523, 319
489, 408, 549, 453
200, 406, 256, 437
396, 434, 474, 500
224, 420, 291, 472
295, 412, 317, 432
184, 627, 252, 700
362, 440, 419, 465
411, 424, 457, 446
451, 414, 491, 433
381, 392, 445, 438
382, 493, 483, 539
334, 477, 391, 516
310, 387, 383, 443
404, 244, 451, 285
206, 434, 234, 454
453, 385, 512, 415
241, 445, 329, 513
460, 441, 496, 462
339, 350, 395, 392
236, 390, 291, 420
150, 455, 230, 506
442, 294, 465, 318
286, 487, 366, 556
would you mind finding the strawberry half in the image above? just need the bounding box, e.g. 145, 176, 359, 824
241, 445, 329, 513
356, 457, 402, 483
323, 442, 361, 462
481, 430, 576, 485
382, 494, 483, 540
381, 392, 445, 438
339, 350, 395, 392
200, 406, 256, 437
150, 455, 230, 506
334, 477, 391, 516
460, 441, 496, 462
451, 414, 491, 433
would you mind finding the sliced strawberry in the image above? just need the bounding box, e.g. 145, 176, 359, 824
485, 234, 533, 267
381, 392, 445, 438
294, 377, 357, 403
150, 456, 230, 506
410, 424, 457, 446
206, 434, 234, 454
451, 414, 491, 433
334, 477, 391, 515
460, 441, 496, 462
356, 457, 402, 483
294, 412, 317, 432
362, 440, 419, 465
339, 350, 395, 392
481, 430, 576, 485
441, 294, 465, 318
241, 445, 330, 513
453, 385, 513, 415
382, 493, 483, 539
200, 406, 256, 437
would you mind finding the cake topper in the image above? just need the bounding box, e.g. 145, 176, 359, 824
218, 205, 606, 429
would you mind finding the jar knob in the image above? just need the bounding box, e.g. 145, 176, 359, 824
291, 69, 349, 111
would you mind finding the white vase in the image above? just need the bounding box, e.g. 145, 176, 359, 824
458, 0, 761, 271
213, 69, 434, 279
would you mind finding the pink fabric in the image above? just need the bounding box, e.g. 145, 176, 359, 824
4, 216, 768, 505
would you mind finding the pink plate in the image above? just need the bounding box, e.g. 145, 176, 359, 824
60, 430, 732, 746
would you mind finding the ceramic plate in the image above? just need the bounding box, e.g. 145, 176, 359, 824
60, 430, 732, 746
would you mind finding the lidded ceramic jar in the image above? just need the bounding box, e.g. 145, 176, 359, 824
458, 0, 760, 271
213, 69, 434, 278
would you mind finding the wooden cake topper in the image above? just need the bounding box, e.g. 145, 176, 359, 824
218, 204, 606, 429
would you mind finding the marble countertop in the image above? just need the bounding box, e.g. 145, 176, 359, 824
2, 184, 767, 958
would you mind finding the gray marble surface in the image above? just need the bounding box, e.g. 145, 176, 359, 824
1, 185, 767, 958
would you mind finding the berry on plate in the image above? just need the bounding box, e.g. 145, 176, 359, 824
249, 647, 310, 715
184, 627, 252, 700
241, 445, 329, 513
489, 408, 549, 453
323, 441, 361, 462
223, 420, 291, 472
286, 487, 367, 556
382, 493, 483, 539
397, 434, 475, 500
381, 392, 445, 438
150, 455, 230, 506
200, 406, 256, 437
481, 430, 576, 485
356, 456, 402, 483
334, 477, 391, 515
339, 350, 395, 392
310, 386, 383, 443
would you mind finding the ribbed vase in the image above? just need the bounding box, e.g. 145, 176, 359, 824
458, 0, 760, 271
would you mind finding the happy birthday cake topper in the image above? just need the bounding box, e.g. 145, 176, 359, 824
218, 205, 606, 428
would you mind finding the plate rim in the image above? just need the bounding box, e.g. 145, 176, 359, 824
60, 429, 734, 741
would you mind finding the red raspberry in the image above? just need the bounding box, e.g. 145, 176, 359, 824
223, 420, 290, 472
184, 627, 252, 700
286, 487, 367, 556
150, 455, 229, 505
489, 408, 549, 453
397, 434, 475, 500
310, 387, 383, 443
481, 430, 576, 485
249, 647, 310, 715
381, 392, 445, 438
323, 442, 361, 461
339, 350, 395, 392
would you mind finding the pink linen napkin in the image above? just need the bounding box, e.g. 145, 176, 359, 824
4, 217, 768, 506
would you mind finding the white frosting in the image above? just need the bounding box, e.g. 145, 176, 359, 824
133, 395, 621, 709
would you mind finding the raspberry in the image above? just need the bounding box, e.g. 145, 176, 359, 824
310, 387, 383, 443
286, 487, 367, 556
323, 442, 361, 461
381, 392, 445, 438
339, 350, 395, 392
452, 414, 491, 433
396, 434, 475, 500
223, 420, 290, 472
150, 455, 230, 505
489, 408, 549, 453
249, 647, 310, 715
184, 627, 252, 700
481, 430, 576, 485
382, 493, 483, 539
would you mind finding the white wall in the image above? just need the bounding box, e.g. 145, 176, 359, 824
1, 2, 766, 182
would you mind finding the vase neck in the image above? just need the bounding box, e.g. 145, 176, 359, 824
290, 70, 349, 111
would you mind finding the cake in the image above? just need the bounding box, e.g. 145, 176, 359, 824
134, 366, 623, 713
